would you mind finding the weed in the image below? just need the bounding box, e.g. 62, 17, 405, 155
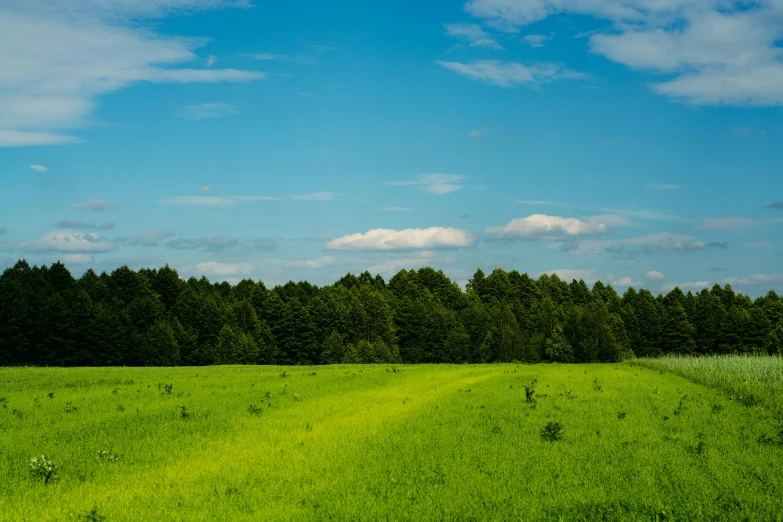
492, 426, 502, 434
674, 395, 688, 416
593, 378, 603, 392
112, 389, 118, 395
687, 441, 707, 455
0, 397, 6, 408
64, 402, 78, 413
12, 409, 23, 419
116, 404, 125, 412
617, 411, 626, 420
248, 404, 263, 416
47, 392, 54, 399
158, 383, 173, 395
179, 406, 191, 420
294, 393, 300, 401
306, 422, 313, 431
29, 455, 58, 484
97, 450, 119, 462
280, 371, 288, 378
712, 404, 724, 414
76, 507, 106, 522
524, 381, 536, 404
541, 422, 564, 442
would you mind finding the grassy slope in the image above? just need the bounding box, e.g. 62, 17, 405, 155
0, 364, 782, 521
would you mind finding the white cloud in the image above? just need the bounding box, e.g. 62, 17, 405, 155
286, 256, 336, 269
610, 276, 640, 287
463, 0, 783, 106
132, 229, 173, 246
55, 220, 98, 229
444, 22, 504, 49
326, 227, 477, 251
201, 185, 211, 192
366, 252, 440, 275
0, 0, 264, 146
233, 195, 277, 201
584, 214, 633, 226
196, 261, 254, 277
29, 164, 48, 172
559, 232, 721, 256
19, 230, 115, 253
381, 207, 413, 212
70, 199, 115, 211
437, 60, 585, 87
542, 268, 599, 283
57, 253, 94, 264
486, 214, 610, 240
469, 128, 488, 137
291, 192, 340, 201
723, 273, 783, 286
664, 281, 712, 292
700, 217, 759, 230
177, 102, 236, 120
206, 55, 215, 67
385, 173, 466, 195
161, 196, 234, 207
646, 270, 666, 281
0, 129, 81, 147
523, 34, 550, 47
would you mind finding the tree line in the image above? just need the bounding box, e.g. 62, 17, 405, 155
0, 259, 781, 367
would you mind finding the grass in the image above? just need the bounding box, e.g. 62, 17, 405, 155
633, 355, 783, 413
0, 363, 782, 521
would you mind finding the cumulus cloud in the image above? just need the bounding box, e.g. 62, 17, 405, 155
70, 199, 115, 211
177, 102, 236, 120
444, 22, 504, 49
463, 0, 783, 106
700, 217, 759, 230
437, 60, 585, 87
161, 196, 234, 207
0, 0, 264, 146
291, 192, 341, 201
286, 256, 336, 269
646, 270, 666, 281
132, 229, 173, 246
325, 227, 477, 251
486, 214, 610, 240
196, 261, 254, 277
29, 164, 48, 172
18, 231, 115, 253
385, 174, 466, 195
167, 235, 237, 252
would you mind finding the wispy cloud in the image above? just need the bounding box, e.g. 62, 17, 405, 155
132, 229, 173, 246
523, 34, 550, 48
386, 173, 466, 195
765, 201, 783, 211
177, 102, 236, 120
444, 23, 504, 49
70, 199, 115, 212
55, 219, 113, 230
381, 207, 412, 212
700, 217, 760, 230
167, 235, 237, 252
201, 185, 211, 192
161, 196, 234, 207
291, 192, 340, 201
29, 164, 48, 172
0, 0, 265, 147
326, 227, 477, 251
196, 261, 254, 277
18, 231, 116, 253
644, 183, 682, 190
469, 128, 488, 137
723, 273, 783, 286
233, 195, 278, 201
286, 256, 336, 269
437, 60, 585, 87
517, 199, 681, 222
542, 268, 599, 283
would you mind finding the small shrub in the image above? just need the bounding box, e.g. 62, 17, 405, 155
96, 450, 119, 462
29, 455, 58, 484
541, 422, 564, 442
77, 507, 105, 522
524, 381, 536, 404
248, 404, 263, 416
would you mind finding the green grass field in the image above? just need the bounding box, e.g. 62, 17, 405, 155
2, 363, 783, 521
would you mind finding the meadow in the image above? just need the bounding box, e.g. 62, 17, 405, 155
1, 362, 782, 521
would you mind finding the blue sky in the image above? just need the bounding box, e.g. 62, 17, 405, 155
1, 0, 782, 294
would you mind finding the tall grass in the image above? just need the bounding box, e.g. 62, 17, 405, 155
634, 355, 783, 412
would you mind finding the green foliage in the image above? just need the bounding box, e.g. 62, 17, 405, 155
29, 455, 57, 484
541, 422, 564, 442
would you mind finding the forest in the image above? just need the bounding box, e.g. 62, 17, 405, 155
0, 259, 781, 367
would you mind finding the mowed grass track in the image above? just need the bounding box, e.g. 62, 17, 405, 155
1, 364, 782, 521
